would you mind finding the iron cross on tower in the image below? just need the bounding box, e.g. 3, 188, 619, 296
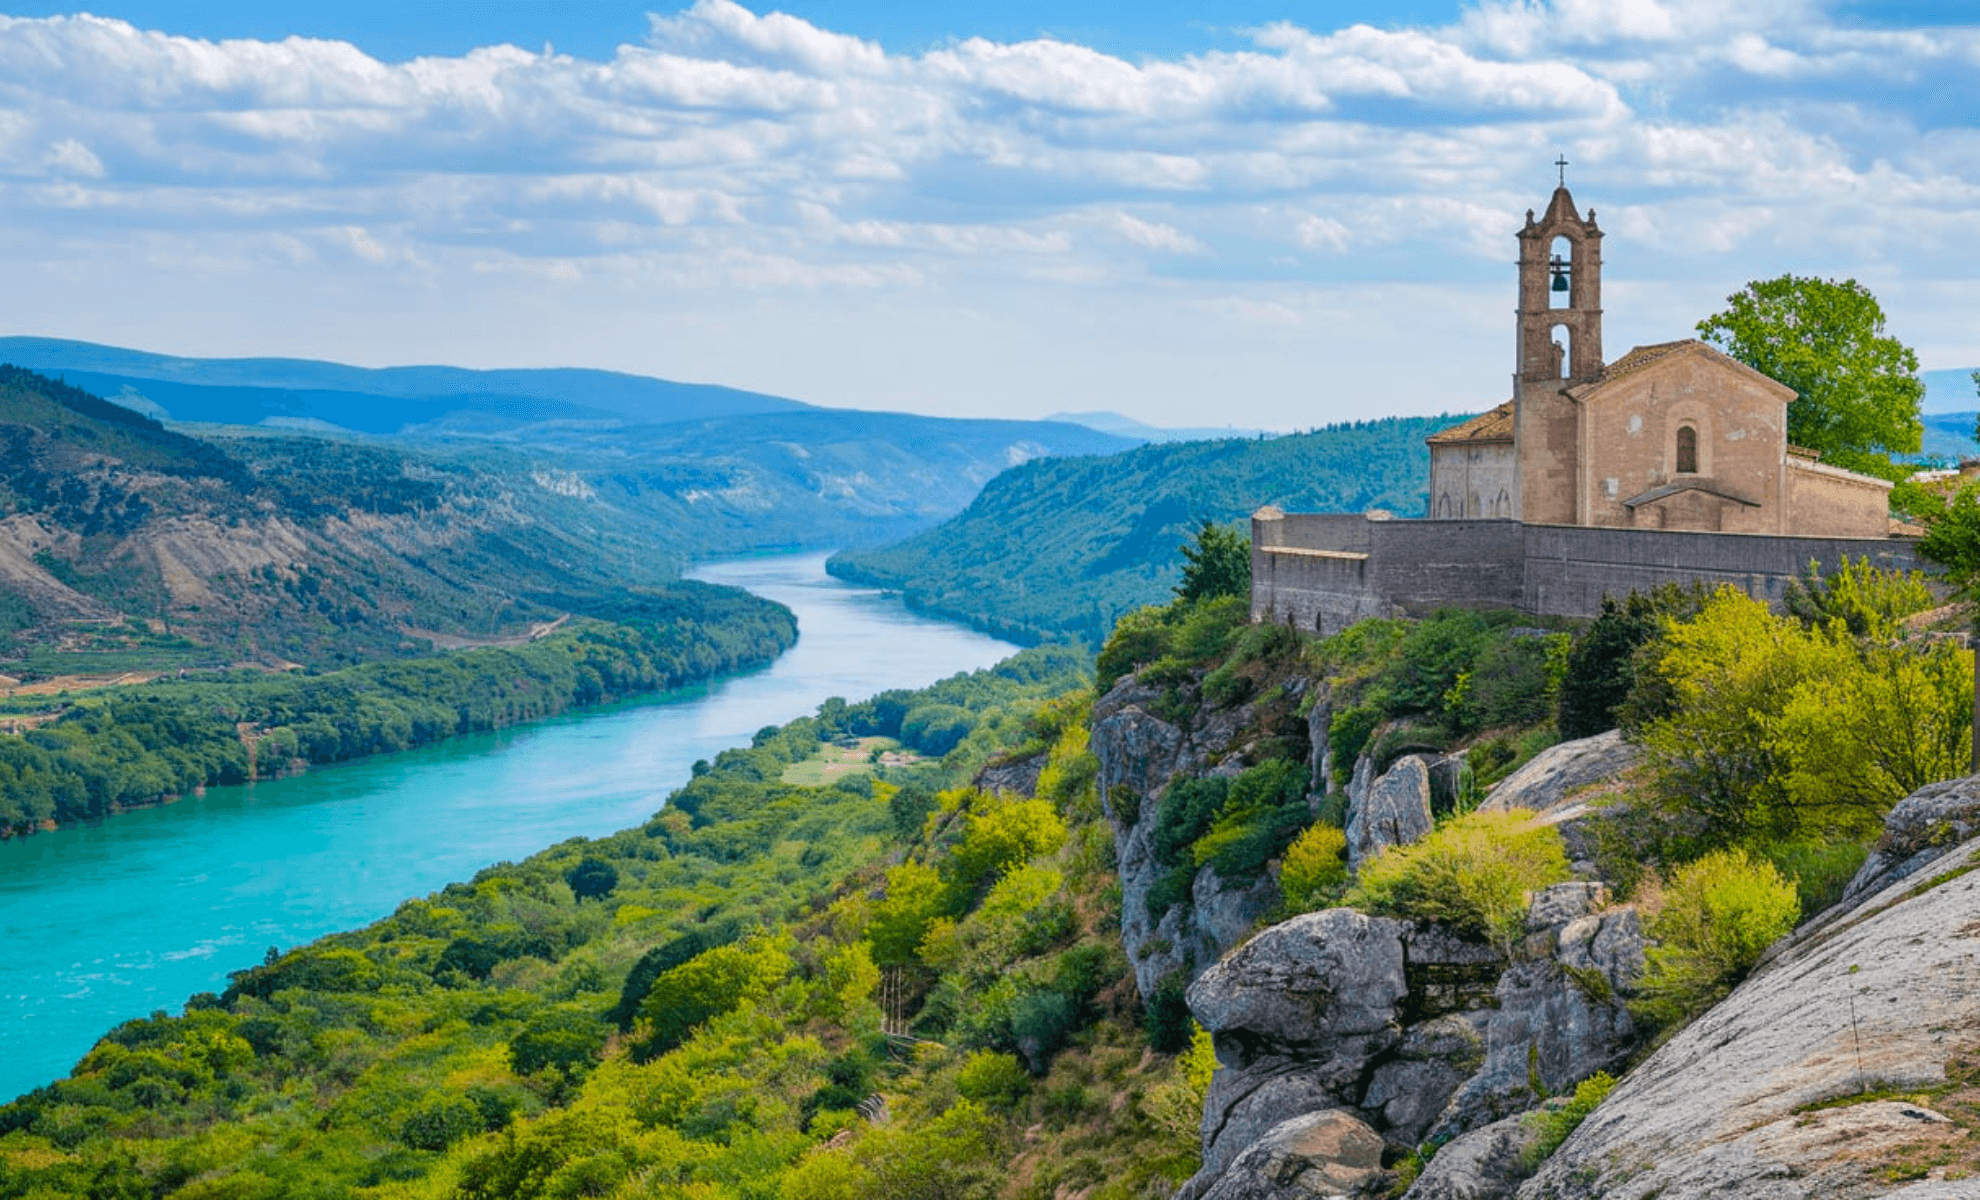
1555, 154, 1569, 186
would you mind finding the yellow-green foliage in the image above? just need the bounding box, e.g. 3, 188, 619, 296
1639, 586, 1970, 845
1348, 809, 1571, 954
1522, 1071, 1616, 1167
955, 1051, 1031, 1110
1634, 848, 1800, 1028
1278, 824, 1349, 914
639, 934, 796, 1055
948, 794, 1071, 893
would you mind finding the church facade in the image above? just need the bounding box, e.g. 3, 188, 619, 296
1251, 183, 1913, 635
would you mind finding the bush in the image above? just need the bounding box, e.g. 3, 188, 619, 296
1152, 776, 1229, 867
638, 935, 794, 1056
1763, 838, 1870, 919
564, 856, 619, 901
1633, 848, 1799, 1029
1522, 1072, 1616, 1167
1143, 969, 1194, 1054
1347, 809, 1571, 955
1278, 824, 1349, 914
955, 1050, 1031, 1110
901, 704, 977, 756
400, 1094, 483, 1151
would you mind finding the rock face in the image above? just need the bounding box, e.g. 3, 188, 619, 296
1519, 830, 1980, 1199
1181, 892, 1648, 1200
1092, 671, 1308, 1001
1482, 732, 1638, 815
1199, 1110, 1388, 1200
1404, 1113, 1540, 1200
1836, 774, 1980, 910
973, 751, 1047, 797
1347, 755, 1434, 872
1429, 891, 1641, 1143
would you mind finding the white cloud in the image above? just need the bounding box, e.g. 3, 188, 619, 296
0, 1, 1971, 430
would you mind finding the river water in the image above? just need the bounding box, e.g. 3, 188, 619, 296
0, 553, 1018, 1101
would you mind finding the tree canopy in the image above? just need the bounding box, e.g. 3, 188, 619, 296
1175, 520, 1250, 604
1696, 274, 1923, 478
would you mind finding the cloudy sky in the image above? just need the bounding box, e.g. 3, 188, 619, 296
0, 0, 1973, 428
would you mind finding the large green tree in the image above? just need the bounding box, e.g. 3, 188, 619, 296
1174, 520, 1250, 603
1696, 275, 1924, 478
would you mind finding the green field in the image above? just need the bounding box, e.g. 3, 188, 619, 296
778, 735, 921, 785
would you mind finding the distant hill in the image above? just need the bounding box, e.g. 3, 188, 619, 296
828, 417, 1455, 646
0, 366, 793, 671
0, 337, 807, 434
1046, 410, 1269, 443
1923, 411, 1980, 463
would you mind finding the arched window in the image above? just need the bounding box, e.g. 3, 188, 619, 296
1676, 425, 1698, 474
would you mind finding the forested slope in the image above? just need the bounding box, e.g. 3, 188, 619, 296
0, 583, 796, 836
827, 417, 1458, 646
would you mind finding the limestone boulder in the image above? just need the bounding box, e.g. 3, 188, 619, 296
1189, 1068, 1344, 1193
1347, 756, 1434, 873
1517, 829, 1980, 1200
973, 750, 1046, 797
1482, 731, 1638, 815
1198, 1110, 1389, 1200
1402, 1113, 1540, 1200
1187, 909, 1408, 1067
1836, 774, 1980, 911
1188, 863, 1281, 976
1481, 732, 1637, 868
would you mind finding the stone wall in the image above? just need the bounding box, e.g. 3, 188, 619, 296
1252, 507, 1919, 635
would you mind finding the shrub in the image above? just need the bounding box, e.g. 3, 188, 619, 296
901, 704, 977, 756
1143, 969, 1194, 1054
1152, 776, 1229, 867
564, 856, 619, 901
956, 1050, 1031, 1110
638, 935, 794, 1056
1763, 838, 1870, 919
1189, 759, 1312, 882
1347, 809, 1571, 955
1522, 1072, 1616, 1167
947, 796, 1070, 894
400, 1094, 483, 1151
509, 1005, 609, 1081
1633, 848, 1799, 1029
1278, 824, 1349, 914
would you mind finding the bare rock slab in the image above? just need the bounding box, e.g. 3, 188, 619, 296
1347, 755, 1434, 873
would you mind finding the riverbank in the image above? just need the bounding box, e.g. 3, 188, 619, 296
0, 581, 797, 838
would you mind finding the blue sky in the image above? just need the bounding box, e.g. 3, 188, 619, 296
0, 0, 1974, 427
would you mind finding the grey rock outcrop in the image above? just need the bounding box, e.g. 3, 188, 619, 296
974, 751, 1046, 797
1347, 755, 1434, 873
1093, 671, 1300, 1002
1183, 910, 1408, 1196
1519, 829, 1980, 1199
1362, 1013, 1489, 1146
1403, 1113, 1540, 1200
1837, 774, 1980, 909
1482, 731, 1638, 815
1430, 895, 1642, 1143
1199, 1110, 1388, 1200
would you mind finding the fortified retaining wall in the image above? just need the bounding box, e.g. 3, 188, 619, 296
1250, 507, 1919, 635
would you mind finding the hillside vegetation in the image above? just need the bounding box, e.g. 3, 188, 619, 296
827, 417, 1455, 646
0, 582, 795, 836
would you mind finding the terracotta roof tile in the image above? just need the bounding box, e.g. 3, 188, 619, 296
1426, 401, 1515, 445
1596, 339, 1698, 384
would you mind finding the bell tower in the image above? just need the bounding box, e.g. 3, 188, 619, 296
1510, 164, 1603, 525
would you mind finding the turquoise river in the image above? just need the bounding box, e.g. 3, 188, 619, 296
0, 553, 1018, 1101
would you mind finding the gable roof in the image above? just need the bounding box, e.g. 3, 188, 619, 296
1571, 339, 1797, 404
1426, 401, 1514, 445
1621, 479, 1762, 510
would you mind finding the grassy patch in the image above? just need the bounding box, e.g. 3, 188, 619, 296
780, 737, 920, 786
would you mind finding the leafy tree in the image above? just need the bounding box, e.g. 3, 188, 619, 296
564, 856, 619, 901
639, 935, 794, 1055
1278, 823, 1349, 914
1175, 520, 1251, 604
1696, 274, 1924, 477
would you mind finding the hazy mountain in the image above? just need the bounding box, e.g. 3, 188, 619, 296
0, 337, 807, 434
1046, 409, 1269, 442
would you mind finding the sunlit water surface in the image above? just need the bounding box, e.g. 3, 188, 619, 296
0, 552, 1017, 1100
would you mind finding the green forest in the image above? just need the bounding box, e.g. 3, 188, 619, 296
827, 417, 1457, 646
0, 582, 796, 836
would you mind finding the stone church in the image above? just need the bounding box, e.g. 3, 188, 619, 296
1249, 181, 1913, 635
1424, 184, 1892, 536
